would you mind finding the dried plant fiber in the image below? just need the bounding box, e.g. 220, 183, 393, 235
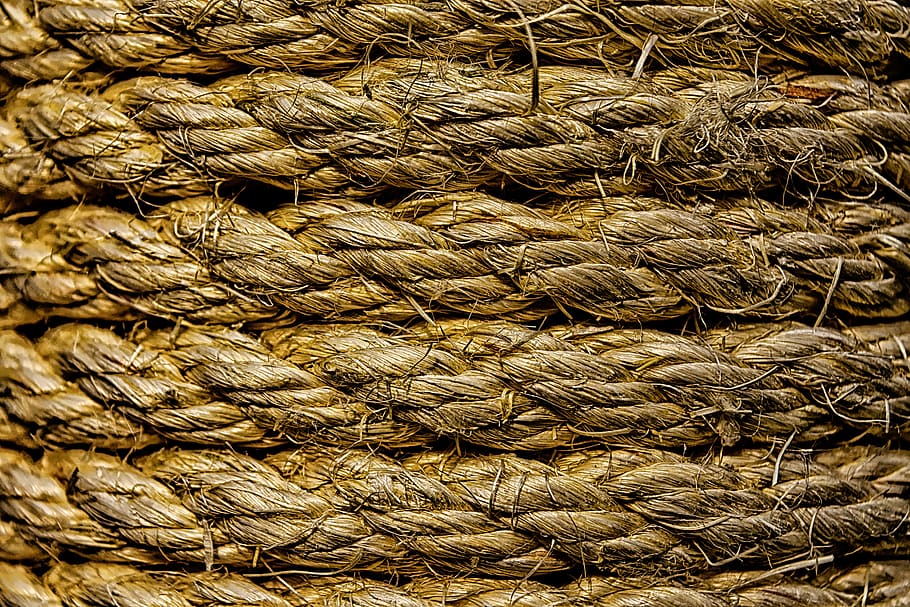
0, 444, 908, 576
2, 0, 909, 82
1, 318, 908, 451
2, 560, 910, 607
2, 0, 910, 599
2, 194, 909, 326
2, 61, 910, 203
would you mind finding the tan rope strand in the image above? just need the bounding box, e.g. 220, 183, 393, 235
0, 205, 283, 327
2, 195, 909, 326
2, 560, 910, 607
0, 445, 907, 576
2, 317, 906, 451
165, 192, 910, 322
2, 0, 909, 84
2, 62, 909, 202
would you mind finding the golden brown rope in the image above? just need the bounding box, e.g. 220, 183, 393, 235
2, 559, 910, 607
2, 61, 909, 202
167, 193, 910, 322
3, 194, 909, 326
0, 445, 907, 576
2, 0, 909, 84
3, 315, 908, 451
0, 205, 282, 327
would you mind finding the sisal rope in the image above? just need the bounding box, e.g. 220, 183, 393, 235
2, 195, 910, 326
0, 444, 908, 576
2, 0, 910, 594
2, 0, 909, 83
2, 560, 910, 607
2, 60, 909, 202
2, 317, 908, 450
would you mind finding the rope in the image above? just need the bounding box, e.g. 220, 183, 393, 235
2, 196, 909, 325
2, 61, 909, 202
3, 560, 910, 607
2, 0, 909, 83
2, 319, 907, 450
0, 445, 907, 576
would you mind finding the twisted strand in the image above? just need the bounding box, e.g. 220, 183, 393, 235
165, 192, 910, 322
0, 205, 282, 326
0, 445, 906, 576
0, 0, 235, 82
3, 193, 910, 325
2, 560, 910, 607
3, 61, 909, 201
5, 317, 906, 452
3, 0, 909, 85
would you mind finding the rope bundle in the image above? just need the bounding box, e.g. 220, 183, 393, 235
2, 0, 910, 599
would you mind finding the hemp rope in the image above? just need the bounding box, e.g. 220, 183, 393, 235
3, 194, 910, 326
0, 445, 907, 576
2, 560, 910, 607
2, 60, 909, 202
3, 315, 908, 451
1, 0, 909, 594
2, 0, 909, 84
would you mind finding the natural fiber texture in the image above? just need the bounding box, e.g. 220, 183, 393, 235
3, 61, 910, 202
3, 316, 908, 450
3, 194, 910, 326
0, 204, 280, 327
2, 0, 910, 84
3, 560, 910, 607
3, 0, 910, 596
1, 444, 908, 575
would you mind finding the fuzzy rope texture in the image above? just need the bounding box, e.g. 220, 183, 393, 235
1, 0, 908, 82
0, 444, 908, 576
2, 560, 910, 607
2, 0, 910, 84
2, 194, 910, 326
2, 61, 910, 202
2, 315, 909, 450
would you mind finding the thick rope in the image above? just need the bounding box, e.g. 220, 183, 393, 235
2, 560, 910, 607
0, 205, 281, 327
165, 193, 910, 322
0, 445, 907, 575
2, 195, 909, 325
2, 316, 908, 451
2, 0, 909, 83
2, 61, 909, 202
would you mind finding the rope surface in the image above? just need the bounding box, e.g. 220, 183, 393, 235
3, 195, 909, 326
3, 0, 910, 83
2, 61, 910, 202
3, 0, 910, 595
0, 445, 907, 575
2, 560, 910, 607
2, 317, 908, 450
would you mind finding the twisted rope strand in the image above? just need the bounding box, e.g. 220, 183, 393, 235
0, 445, 906, 576
3, 0, 909, 84
166, 192, 910, 322
3, 61, 909, 201
0, 205, 282, 327
3, 193, 909, 325
2, 560, 910, 607
3, 317, 907, 451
